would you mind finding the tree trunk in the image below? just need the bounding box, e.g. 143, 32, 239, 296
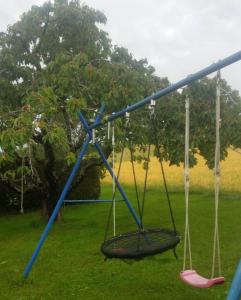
40, 141, 111, 221
41, 196, 61, 221
42, 141, 61, 221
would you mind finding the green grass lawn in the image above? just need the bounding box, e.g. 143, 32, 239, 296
0, 184, 240, 300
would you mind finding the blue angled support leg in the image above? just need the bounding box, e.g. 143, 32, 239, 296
23, 135, 91, 278
79, 111, 142, 229
227, 259, 241, 300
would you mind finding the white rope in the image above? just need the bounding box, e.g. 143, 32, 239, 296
107, 122, 111, 140
183, 96, 192, 271
211, 70, 222, 278
20, 157, 24, 214
92, 129, 96, 144
28, 143, 35, 178
112, 125, 116, 236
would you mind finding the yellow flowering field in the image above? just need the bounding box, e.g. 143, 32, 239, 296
102, 149, 241, 192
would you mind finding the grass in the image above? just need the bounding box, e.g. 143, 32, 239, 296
0, 183, 241, 300
1, 149, 241, 299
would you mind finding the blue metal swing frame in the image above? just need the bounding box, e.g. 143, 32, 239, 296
23, 50, 241, 296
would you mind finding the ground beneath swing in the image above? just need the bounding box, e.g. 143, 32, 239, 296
0, 185, 240, 300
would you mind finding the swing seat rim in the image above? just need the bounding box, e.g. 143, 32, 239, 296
180, 270, 225, 288
101, 228, 180, 259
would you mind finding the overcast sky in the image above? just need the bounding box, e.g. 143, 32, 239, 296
1, 0, 241, 92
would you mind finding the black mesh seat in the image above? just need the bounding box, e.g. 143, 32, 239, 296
101, 228, 180, 259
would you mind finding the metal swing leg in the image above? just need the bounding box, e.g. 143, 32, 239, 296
23, 135, 91, 278
227, 259, 241, 300
23, 106, 103, 278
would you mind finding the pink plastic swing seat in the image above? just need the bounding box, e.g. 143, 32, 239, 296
180, 270, 225, 288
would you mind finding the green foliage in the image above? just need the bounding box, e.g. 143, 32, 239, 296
0, 0, 241, 213
66, 151, 76, 166
0, 0, 160, 212
187, 77, 241, 168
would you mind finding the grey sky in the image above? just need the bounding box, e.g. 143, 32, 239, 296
1, 0, 241, 92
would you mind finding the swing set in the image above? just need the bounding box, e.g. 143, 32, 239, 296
22, 50, 241, 300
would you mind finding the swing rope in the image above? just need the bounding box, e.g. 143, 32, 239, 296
182, 95, 192, 271
103, 123, 125, 242
181, 71, 224, 288
124, 111, 143, 223
104, 115, 145, 242
150, 108, 177, 235
140, 143, 151, 224
211, 70, 222, 278
129, 139, 142, 222
112, 124, 116, 237
20, 156, 24, 214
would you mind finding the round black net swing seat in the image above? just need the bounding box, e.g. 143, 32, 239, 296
101, 228, 180, 259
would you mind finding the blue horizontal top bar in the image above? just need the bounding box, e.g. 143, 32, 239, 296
103, 50, 241, 123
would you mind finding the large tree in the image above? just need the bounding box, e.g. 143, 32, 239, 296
0, 0, 161, 217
